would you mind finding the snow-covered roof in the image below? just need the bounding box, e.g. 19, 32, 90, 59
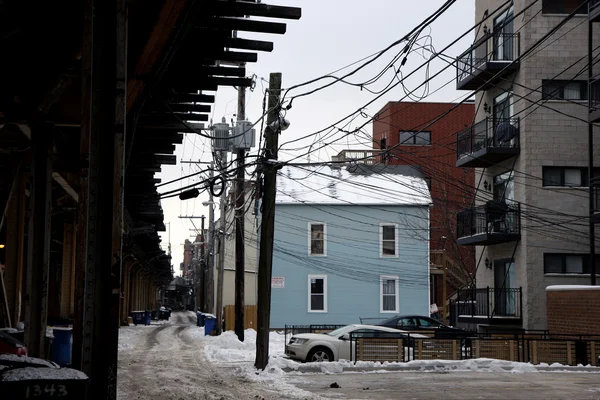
546, 285, 600, 292
276, 164, 432, 206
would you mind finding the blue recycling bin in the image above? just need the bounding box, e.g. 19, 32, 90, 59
204, 314, 216, 336
51, 327, 73, 366
197, 312, 204, 327
144, 311, 152, 325
131, 311, 145, 325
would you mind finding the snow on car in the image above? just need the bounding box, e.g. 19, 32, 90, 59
285, 324, 427, 363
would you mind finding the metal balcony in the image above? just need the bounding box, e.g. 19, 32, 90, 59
592, 178, 600, 224
591, 0, 600, 23
455, 287, 522, 325
590, 76, 600, 123
456, 117, 520, 168
456, 200, 521, 246
456, 32, 520, 91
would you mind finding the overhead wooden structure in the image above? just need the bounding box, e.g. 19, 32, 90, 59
0, 0, 301, 398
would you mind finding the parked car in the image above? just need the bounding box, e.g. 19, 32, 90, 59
377, 315, 471, 338
0, 330, 28, 356
285, 324, 427, 363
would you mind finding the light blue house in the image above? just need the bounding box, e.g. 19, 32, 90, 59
269, 164, 432, 328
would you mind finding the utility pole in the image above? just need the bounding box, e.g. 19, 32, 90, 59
255, 72, 282, 370
216, 151, 228, 335
204, 164, 215, 314
234, 76, 246, 341
199, 215, 206, 310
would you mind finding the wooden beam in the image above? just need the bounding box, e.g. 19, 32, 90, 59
173, 76, 253, 88
207, 1, 302, 20
199, 65, 246, 77
171, 81, 218, 92
133, 154, 177, 165
170, 93, 215, 103
222, 37, 273, 52
173, 113, 209, 122
166, 104, 211, 113
203, 51, 258, 63
137, 144, 176, 154
202, 17, 286, 34
127, 0, 190, 112
136, 122, 204, 133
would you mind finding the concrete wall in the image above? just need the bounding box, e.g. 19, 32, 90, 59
546, 286, 600, 335
270, 204, 430, 328
472, 0, 600, 330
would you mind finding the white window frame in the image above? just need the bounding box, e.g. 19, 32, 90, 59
379, 223, 399, 258
380, 275, 400, 313
308, 222, 327, 257
308, 275, 328, 313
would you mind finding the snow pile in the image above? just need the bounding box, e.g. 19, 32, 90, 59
185, 328, 286, 363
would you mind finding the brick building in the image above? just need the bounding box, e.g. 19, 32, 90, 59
372, 101, 476, 312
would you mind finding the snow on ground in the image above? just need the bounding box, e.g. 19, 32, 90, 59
184, 327, 600, 378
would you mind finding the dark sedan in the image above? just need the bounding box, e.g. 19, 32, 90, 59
377, 315, 471, 338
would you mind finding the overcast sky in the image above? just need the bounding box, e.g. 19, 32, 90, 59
157, 0, 476, 273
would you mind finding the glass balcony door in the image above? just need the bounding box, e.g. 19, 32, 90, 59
493, 7, 514, 61
494, 259, 516, 316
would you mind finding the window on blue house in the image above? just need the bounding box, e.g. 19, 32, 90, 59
308, 275, 327, 312
380, 224, 398, 257
309, 222, 327, 256
380, 275, 399, 313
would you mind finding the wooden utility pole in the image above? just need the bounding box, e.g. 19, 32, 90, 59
207, 163, 215, 314
215, 150, 228, 335
234, 80, 246, 342
255, 72, 282, 370
199, 215, 206, 310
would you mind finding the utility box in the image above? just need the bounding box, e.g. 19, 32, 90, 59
212, 122, 230, 151
232, 120, 255, 150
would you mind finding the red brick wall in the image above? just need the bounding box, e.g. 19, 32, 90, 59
546, 287, 600, 335
372, 101, 475, 275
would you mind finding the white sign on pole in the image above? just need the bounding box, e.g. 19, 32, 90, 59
271, 277, 285, 288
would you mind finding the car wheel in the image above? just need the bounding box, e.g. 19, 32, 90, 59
306, 347, 334, 363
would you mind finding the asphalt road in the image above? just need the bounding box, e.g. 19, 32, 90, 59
290, 370, 600, 399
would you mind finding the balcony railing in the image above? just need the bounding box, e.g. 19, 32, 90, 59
592, 177, 600, 224
457, 199, 521, 245
590, 77, 600, 123
332, 149, 378, 164
456, 32, 520, 91
455, 287, 522, 322
591, 0, 600, 22
456, 117, 520, 168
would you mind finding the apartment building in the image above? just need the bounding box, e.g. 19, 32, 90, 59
454, 0, 599, 330
372, 101, 476, 315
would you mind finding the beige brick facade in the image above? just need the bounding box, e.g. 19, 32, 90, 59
468, 0, 600, 330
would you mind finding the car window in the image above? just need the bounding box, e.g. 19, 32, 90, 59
418, 318, 440, 328
397, 317, 417, 328
351, 329, 390, 338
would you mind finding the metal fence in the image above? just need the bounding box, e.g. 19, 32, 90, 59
349, 332, 600, 366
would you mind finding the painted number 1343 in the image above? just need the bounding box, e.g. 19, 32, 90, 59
25, 384, 69, 398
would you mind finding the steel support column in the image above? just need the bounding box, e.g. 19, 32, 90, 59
24, 124, 53, 358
